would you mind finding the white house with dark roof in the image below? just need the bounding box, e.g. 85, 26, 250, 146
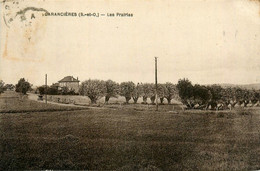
58, 76, 80, 93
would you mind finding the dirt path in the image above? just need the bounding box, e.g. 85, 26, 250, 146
27, 93, 112, 110
27, 93, 90, 108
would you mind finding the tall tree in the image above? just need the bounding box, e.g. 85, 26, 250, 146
79, 79, 106, 104
176, 78, 194, 108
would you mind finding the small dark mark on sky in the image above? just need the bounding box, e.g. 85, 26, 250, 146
15, 7, 48, 20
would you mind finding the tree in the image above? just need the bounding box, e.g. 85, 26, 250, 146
242, 89, 252, 107
119, 81, 135, 103
193, 84, 211, 108
252, 90, 260, 106
234, 88, 245, 106
221, 87, 236, 109
37, 85, 59, 95
80, 79, 106, 104
47, 85, 59, 95
104, 80, 119, 104
60, 87, 69, 95
207, 85, 223, 109
15, 78, 31, 94
0, 80, 5, 94
157, 83, 167, 104
37, 86, 45, 95
164, 82, 178, 104
176, 78, 194, 108
4, 84, 14, 91
132, 83, 143, 103
139, 83, 155, 104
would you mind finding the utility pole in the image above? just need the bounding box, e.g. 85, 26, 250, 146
155, 57, 158, 111
45, 74, 47, 104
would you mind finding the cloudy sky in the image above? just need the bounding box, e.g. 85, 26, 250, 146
0, 0, 259, 86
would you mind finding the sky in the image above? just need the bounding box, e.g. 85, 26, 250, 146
0, 0, 260, 86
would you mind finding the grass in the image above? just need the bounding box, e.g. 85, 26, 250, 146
0, 91, 85, 113
0, 91, 260, 170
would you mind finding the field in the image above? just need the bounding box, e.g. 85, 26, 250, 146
1, 91, 260, 170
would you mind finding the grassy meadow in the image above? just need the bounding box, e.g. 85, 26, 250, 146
0, 91, 260, 170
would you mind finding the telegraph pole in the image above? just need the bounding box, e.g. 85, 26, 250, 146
155, 57, 158, 111
45, 74, 47, 104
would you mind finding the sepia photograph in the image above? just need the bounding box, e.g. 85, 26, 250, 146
0, 0, 260, 170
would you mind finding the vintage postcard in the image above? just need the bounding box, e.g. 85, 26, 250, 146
0, 0, 260, 170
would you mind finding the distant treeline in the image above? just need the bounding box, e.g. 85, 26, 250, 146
177, 79, 260, 110
37, 78, 260, 110
1, 78, 260, 110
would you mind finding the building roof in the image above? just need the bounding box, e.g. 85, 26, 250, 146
58, 76, 80, 82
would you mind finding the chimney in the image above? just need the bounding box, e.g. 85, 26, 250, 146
77, 77, 78, 80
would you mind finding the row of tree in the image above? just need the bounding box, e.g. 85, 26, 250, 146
36, 78, 260, 109
0, 79, 28, 94
177, 79, 260, 110
1, 78, 260, 110
79, 79, 260, 109
79, 79, 178, 104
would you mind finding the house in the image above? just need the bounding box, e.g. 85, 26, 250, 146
58, 76, 80, 93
